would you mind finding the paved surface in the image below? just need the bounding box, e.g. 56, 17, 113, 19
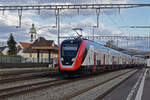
0, 67, 56, 76
103, 67, 150, 100
71, 70, 137, 100
142, 67, 150, 100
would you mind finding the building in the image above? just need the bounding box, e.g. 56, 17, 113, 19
16, 23, 58, 63
1, 46, 9, 55
29, 24, 37, 42
144, 53, 150, 59
24, 37, 58, 63
17, 42, 31, 57
0, 46, 5, 55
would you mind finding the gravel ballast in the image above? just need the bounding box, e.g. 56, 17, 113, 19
5, 69, 134, 100
0, 67, 56, 76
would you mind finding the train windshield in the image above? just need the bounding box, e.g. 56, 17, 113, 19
61, 44, 79, 57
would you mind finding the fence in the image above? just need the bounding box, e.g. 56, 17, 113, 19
0, 56, 22, 63
23, 58, 58, 64
0, 56, 58, 64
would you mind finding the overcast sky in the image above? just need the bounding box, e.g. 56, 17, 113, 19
0, 0, 150, 52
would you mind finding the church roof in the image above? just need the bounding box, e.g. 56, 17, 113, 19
24, 37, 58, 53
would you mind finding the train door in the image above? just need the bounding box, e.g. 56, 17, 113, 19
107, 51, 111, 65
112, 56, 114, 70
103, 54, 106, 71
93, 53, 97, 72
96, 51, 101, 71
120, 56, 123, 65
131, 56, 133, 65
118, 56, 120, 65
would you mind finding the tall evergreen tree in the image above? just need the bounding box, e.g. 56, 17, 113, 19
7, 33, 17, 55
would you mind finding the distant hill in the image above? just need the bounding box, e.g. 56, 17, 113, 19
105, 41, 147, 57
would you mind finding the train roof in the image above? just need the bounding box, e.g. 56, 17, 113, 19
62, 38, 133, 57
84, 39, 130, 56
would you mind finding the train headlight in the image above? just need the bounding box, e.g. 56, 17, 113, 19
61, 58, 64, 61
72, 58, 75, 62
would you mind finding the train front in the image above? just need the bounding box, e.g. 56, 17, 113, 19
58, 39, 87, 73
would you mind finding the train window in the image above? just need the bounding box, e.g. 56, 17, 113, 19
63, 46, 78, 51
97, 60, 101, 65
61, 44, 79, 57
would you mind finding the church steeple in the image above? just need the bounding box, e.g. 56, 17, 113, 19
29, 24, 37, 42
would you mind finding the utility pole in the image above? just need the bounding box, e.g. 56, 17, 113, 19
92, 27, 94, 41
92, 26, 97, 41
56, 9, 60, 46
96, 9, 100, 28
16, 9, 22, 28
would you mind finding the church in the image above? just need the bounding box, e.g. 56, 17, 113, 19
17, 24, 58, 63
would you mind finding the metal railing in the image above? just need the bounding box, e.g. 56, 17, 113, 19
0, 56, 22, 63
0, 56, 58, 64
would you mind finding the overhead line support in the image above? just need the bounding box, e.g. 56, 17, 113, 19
55, 9, 60, 46
18, 9, 22, 28
0, 4, 148, 11
60, 36, 149, 40
0, 4, 149, 46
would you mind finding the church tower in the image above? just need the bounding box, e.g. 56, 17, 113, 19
29, 24, 37, 42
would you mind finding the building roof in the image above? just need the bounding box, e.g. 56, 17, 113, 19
31, 37, 54, 47
0, 52, 3, 55
19, 42, 31, 50
24, 37, 58, 53
0, 46, 7, 52
0, 46, 5, 54
1, 46, 9, 55
0, 46, 5, 52
145, 53, 150, 56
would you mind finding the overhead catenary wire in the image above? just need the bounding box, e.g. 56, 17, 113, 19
104, 12, 126, 35
117, 12, 131, 48
0, 0, 149, 50
104, 12, 143, 49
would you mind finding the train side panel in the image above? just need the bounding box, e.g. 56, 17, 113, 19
58, 39, 145, 75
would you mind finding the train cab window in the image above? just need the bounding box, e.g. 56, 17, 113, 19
61, 41, 82, 65
61, 44, 79, 57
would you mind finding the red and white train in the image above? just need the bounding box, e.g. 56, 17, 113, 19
58, 38, 145, 74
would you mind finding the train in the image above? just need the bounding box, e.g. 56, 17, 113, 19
58, 38, 146, 75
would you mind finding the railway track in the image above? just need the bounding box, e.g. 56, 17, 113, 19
0, 74, 94, 99
0, 78, 66, 99
0, 68, 138, 99
61, 69, 138, 100
0, 71, 59, 84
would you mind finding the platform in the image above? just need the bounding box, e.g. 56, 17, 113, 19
103, 67, 150, 100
